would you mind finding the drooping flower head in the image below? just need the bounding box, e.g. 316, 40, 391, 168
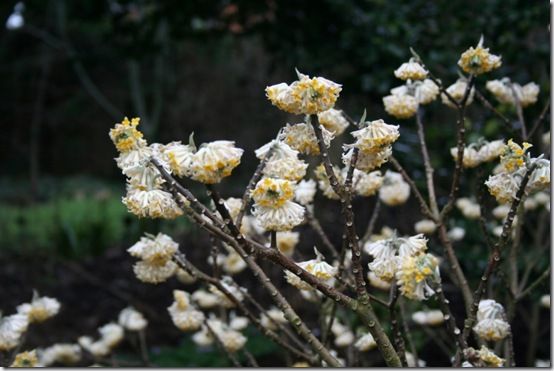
285, 247, 337, 290
118, 307, 148, 331
109, 117, 146, 153
251, 177, 295, 208
278, 122, 333, 155
255, 140, 308, 181
168, 290, 205, 332
266, 70, 342, 115
500, 139, 532, 173
162, 141, 195, 177
251, 179, 304, 231
379, 170, 410, 206
441, 79, 475, 108
458, 38, 502, 75
394, 59, 428, 81
396, 253, 440, 301
350, 119, 400, 155
189, 141, 243, 184
16, 292, 60, 323
317, 108, 350, 135
383, 94, 418, 119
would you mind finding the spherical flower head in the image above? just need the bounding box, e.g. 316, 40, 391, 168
351, 119, 400, 155
266, 70, 342, 115
485, 170, 524, 204
394, 59, 428, 81
0, 314, 29, 351
334, 331, 355, 348
379, 171, 410, 206
383, 94, 418, 119
78, 336, 110, 357
473, 318, 510, 341
256, 140, 308, 181
294, 179, 317, 205
285, 249, 337, 289
222, 252, 247, 275
16, 294, 60, 323
367, 255, 397, 282
168, 290, 205, 332
354, 333, 377, 352
275, 231, 300, 256
458, 43, 502, 75
229, 315, 249, 331
396, 253, 440, 301
343, 146, 392, 172
188, 141, 243, 184
451, 146, 481, 168
412, 310, 444, 326
279, 122, 333, 155
11, 350, 38, 367
290, 71, 342, 115
192, 290, 219, 309
133, 259, 177, 284
529, 160, 550, 191
98, 323, 124, 349
123, 187, 183, 219
486, 78, 514, 104
38, 344, 82, 366
398, 234, 429, 257
414, 219, 437, 235
414, 79, 440, 104
128, 232, 178, 265
109, 117, 146, 153
479, 140, 507, 163
218, 328, 247, 353
266, 83, 298, 113
353, 170, 383, 197
209, 277, 246, 308
442, 79, 475, 108
162, 141, 195, 177
252, 177, 295, 208
118, 307, 148, 331
500, 139, 532, 173
465, 346, 504, 367
520, 82, 540, 107
317, 108, 350, 135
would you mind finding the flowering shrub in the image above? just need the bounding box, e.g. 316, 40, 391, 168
1, 37, 550, 367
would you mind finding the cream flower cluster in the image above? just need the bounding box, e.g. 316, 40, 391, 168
188, 141, 244, 184
260, 307, 287, 330
485, 139, 550, 203
118, 306, 148, 331
16, 292, 60, 323
383, 92, 419, 119
0, 312, 29, 351
1, 292, 62, 352
330, 319, 355, 348
275, 231, 300, 256
317, 108, 350, 135
365, 233, 429, 283
414, 219, 437, 235
314, 164, 342, 200
294, 179, 317, 205
38, 344, 82, 366
441, 78, 475, 108
456, 198, 481, 220
279, 122, 334, 155
209, 276, 246, 308
192, 317, 247, 353
354, 332, 378, 352
458, 39, 502, 75
472, 299, 510, 342
78, 323, 124, 358
128, 233, 178, 284
349, 119, 400, 155
168, 290, 206, 332
464, 345, 505, 367
396, 253, 440, 301
394, 59, 428, 81
412, 310, 444, 326
379, 170, 411, 206
285, 248, 337, 290
450, 139, 506, 168
265, 70, 342, 115
11, 350, 38, 367
255, 140, 308, 181
486, 78, 539, 107
251, 177, 304, 231
110, 118, 183, 219
384, 79, 439, 119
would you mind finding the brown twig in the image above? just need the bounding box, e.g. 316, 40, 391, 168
527, 100, 551, 139
415, 108, 440, 217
